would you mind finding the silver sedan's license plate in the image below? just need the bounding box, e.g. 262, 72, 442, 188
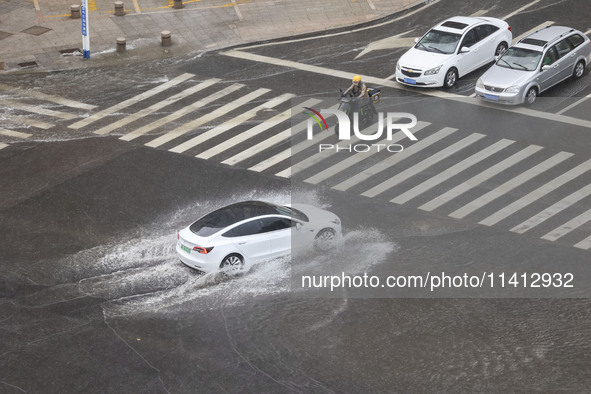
485, 93, 499, 101
180, 244, 191, 254
404, 78, 417, 85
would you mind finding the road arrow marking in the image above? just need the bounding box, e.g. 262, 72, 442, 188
355, 30, 416, 59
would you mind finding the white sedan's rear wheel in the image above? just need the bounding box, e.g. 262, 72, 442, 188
220, 254, 244, 271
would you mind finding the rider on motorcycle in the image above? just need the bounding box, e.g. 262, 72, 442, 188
342, 75, 368, 113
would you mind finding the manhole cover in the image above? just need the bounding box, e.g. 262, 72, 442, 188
0, 31, 13, 41
17, 61, 38, 68
21, 26, 52, 36
59, 48, 82, 55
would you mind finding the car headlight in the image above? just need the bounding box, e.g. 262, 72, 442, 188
424, 65, 442, 75
476, 78, 484, 89
504, 86, 520, 93
396, 61, 401, 71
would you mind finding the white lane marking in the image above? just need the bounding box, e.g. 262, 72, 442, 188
470, 10, 488, 17
512, 22, 554, 44
542, 208, 591, 242
501, 0, 541, 20
197, 98, 319, 160
305, 121, 431, 185
69, 73, 194, 129
121, 84, 245, 142
94, 78, 221, 135
220, 98, 321, 165
362, 132, 483, 198
0, 142, 8, 150
235, 0, 441, 50
0, 83, 97, 110
480, 158, 591, 227
556, 94, 591, 116
419, 145, 543, 212
0, 128, 32, 139
0, 98, 77, 120
166, 93, 294, 153
332, 127, 457, 192
574, 234, 591, 250
449, 151, 574, 219
2, 114, 53, 129
511, 183, 591, 234
391, 139, 515, 205
222, 51, 591, 130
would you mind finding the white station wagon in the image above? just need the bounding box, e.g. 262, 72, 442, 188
475, 26, 591, 105
396, 16, 512, 88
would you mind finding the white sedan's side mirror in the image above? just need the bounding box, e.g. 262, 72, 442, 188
541, 65, 552, 71
295, 222, 302, 230
414, 37, 419, 43
460, 46, 471, 53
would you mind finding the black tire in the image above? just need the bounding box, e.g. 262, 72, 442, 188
573, 60, 585, 79
443, 68, 458, 89
495, 42, 508, 57
220, 253, 244, 272
314, 228, 337, 251
525, 87, 537, 105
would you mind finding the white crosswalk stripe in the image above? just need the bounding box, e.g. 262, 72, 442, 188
0, 98, 78, 120
69, 73, 195, 129
197, 98, 319, 160
0, 142, 8, 150
0, 128, 32, 139
391, 139, 515, 205
419, 145, 543, 212
2, 114, 54, 129
479, 159, 591, 226
542, 209, 591, 242
333, 127, 457, 192
449, 151, 574, 219
511, 183, 591, 234
155, 88, 271, 150
168, 93, 294, 153
304, 121, 431, 185
0, 83, 97, 110
221, 98, 322, 166
122, 83, 246, 143
95, 78, 221, 135
361, 132, 483, 198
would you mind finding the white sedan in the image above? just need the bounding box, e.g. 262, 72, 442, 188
176, 201, 342, 273
395, 16, 512, 88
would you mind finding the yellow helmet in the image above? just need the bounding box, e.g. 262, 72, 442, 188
352, 75, 362, 83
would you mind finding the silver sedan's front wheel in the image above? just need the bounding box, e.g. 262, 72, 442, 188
525, 87, 537, 105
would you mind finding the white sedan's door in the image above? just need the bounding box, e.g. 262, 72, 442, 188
227, 219, 272, 262
260, 217, 292, 257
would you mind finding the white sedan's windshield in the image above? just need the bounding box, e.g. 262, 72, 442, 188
416, 29, 461, 54
496, 47, 542, 71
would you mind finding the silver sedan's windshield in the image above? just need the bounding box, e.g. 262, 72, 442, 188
416, 29, 461, 55
496, 47, 542, 71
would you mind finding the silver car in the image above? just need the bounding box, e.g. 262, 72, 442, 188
475, 26, 591, 105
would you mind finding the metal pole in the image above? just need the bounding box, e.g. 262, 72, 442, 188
81, 0, 90, 59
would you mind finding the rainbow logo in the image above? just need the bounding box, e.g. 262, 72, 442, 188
304, 107, 328, 131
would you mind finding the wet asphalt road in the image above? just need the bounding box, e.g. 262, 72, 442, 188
2, 0, 591, 392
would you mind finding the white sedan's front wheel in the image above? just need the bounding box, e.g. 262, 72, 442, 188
443, 68, 458, 89
314, 228, 337, 251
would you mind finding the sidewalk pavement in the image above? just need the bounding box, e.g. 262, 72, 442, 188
0, 0, 420, 73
